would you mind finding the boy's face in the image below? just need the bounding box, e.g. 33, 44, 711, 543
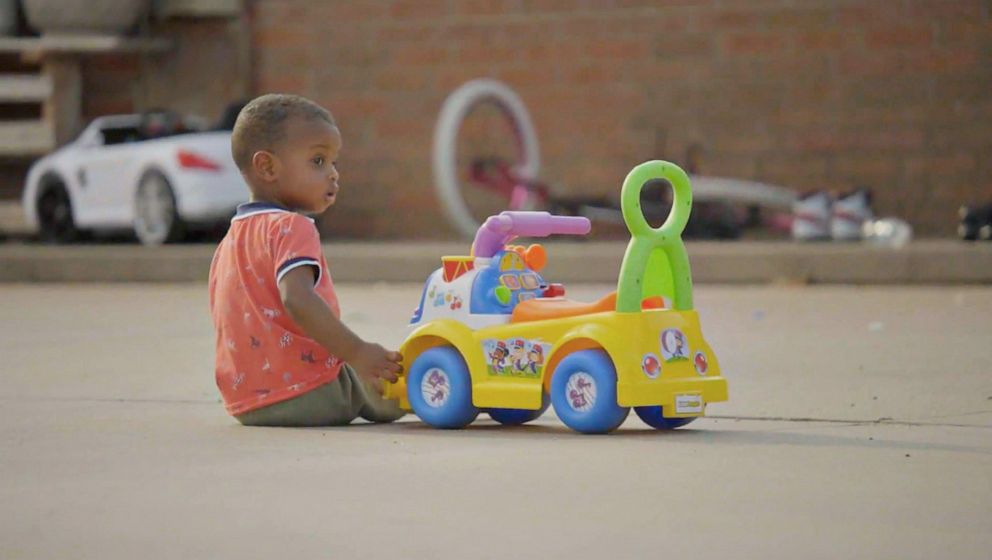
270, 117, 342, 214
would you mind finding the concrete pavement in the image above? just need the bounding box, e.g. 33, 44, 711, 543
1, 283, 990, 559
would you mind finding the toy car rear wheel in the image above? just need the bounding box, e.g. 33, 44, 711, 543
134, 170, 185, 246
550, 349, 629, 434
488, 393, 550, 426
634, 406, 698, 430
37, 181, 79, 243
407, 346, 479, 429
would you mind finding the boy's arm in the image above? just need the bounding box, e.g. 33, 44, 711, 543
278, 266, 401, 392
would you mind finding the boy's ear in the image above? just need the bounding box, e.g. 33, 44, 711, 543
251, 150, 279, 182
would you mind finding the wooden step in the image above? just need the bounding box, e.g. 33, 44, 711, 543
0, 74, 52, 103
0, 121, 55, 156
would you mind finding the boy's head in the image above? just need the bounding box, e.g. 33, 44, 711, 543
231, 94, 342, 214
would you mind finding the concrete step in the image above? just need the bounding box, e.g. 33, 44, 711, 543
0, 74, 52, 102
0, 120, 54, 156
0, 200, 29, 236
0, 240, 990, 284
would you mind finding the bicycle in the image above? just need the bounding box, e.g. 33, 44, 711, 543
433, 79, 796, 239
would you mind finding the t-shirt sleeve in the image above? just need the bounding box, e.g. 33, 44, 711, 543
271, 214, 323, 286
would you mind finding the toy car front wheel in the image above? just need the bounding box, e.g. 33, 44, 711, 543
634, 406, 698, 430
134, 170, 185, 245
37, 182, 79, 243
550, 349, 629, 434
488, 393, 550, 426
407, 346, 479, 429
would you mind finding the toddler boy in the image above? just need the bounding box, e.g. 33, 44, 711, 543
208, 94, 404, 426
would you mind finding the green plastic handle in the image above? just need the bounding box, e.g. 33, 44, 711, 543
615, 161, 694, 312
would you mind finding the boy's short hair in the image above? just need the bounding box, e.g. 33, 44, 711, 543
231, 94, 335, 170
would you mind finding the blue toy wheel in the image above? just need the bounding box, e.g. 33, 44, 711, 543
634, 406, 698, 430
550, 350, 630, 434
407, 347, 479, 429
488, 394, 550, 426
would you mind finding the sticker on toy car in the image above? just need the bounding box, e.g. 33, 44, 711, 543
483, 338, 549, 377
660, 328, 690, 363
421, 368, 450, 408
566, 372, 596, 412
427, 285, 463, 310
675, 393, 704, 414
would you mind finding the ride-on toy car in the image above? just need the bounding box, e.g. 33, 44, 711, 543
22, 110, 248, 245
385, 161, 729, 434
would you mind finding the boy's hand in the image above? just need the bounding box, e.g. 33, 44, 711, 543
350, 342, 402, 394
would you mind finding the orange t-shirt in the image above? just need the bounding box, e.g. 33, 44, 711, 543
208, 202, 343, 415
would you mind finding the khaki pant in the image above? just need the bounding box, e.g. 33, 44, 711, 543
235, 364, 405, 427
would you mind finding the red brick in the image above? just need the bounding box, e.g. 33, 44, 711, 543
309, 2, 389, 22
393, 44, 449, 66
557, 16, 625, 40
656, 33, 715, 57
520, 0, 580, 14
390, 0, 449, 19
903, 0, 985, 20
252, 1, 310, 27
832, 155, 901, 181
697, 9, 765, 31
765, 8, 836, 32
866, 26, 934, 49
454, 43, 517, 64
455, 0, 517, 17
497, 21, 547, 42
795, 30, 850, 51
836, 5, 904, 27
723, 32, 786, 55
376, 24, 439, 43
254, 27, 310, 49
837, 52, 905, 77
496, 64, 556, 88
372, 68, 433, 92
585, 38, 651, 59
935, 21, 991, 47
918, 49, 980, 74
758, 155, 830, 181
441, 22, 498, 43
517, 42, 556, 61
612, 0, 711, 8
905, 154, 976, 177
256, 73, 307, 94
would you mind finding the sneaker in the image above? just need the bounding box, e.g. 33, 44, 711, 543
958, 204, 992, 241
792, 190, 832, 241
831, 188, 873, 241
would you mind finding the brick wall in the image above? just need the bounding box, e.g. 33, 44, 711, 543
250, 0, 992, 238
83, 19, 247, 126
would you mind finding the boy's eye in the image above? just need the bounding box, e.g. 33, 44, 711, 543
312, 156, 324, 166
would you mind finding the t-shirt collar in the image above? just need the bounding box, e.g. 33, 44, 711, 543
232, 201, 316, 223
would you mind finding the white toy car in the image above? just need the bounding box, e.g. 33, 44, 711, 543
22, 110, 248, 245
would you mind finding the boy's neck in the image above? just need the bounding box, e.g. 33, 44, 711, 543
248, 194, 288, 209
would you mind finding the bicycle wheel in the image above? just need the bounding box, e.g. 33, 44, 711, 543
433, 79, 542, 238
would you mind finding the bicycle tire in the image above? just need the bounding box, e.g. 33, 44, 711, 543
433, 79, 542, 238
